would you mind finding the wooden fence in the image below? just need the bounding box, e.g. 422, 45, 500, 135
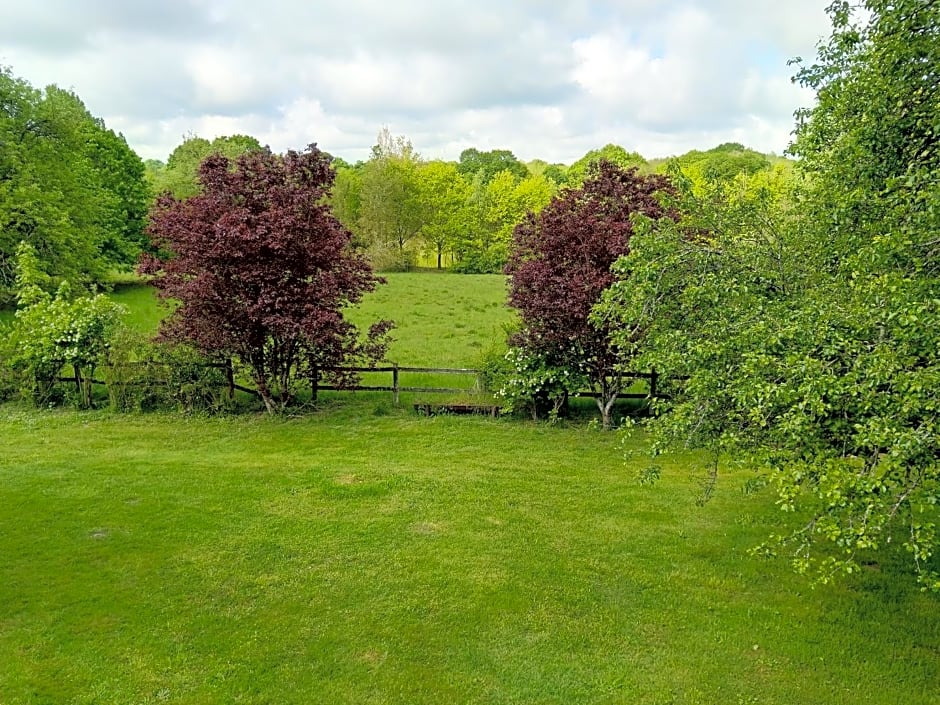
58, 362, 660, 407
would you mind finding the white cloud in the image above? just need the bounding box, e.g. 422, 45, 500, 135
0, 0, 835, 163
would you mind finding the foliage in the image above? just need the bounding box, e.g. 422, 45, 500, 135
146, 134, 264, 200
455, 170, 555, 273
496, 340, 587, 421
456, 147, 528, 184
142, 144, 393, 414
103, 328, 232, 414
5, 242, 125, 408
669, 143, 773, 183
566, 143, 647, 186
0, 67, 148, 301
358, 129, 424, 270
415, 160, 474, 269
598, 0, 940, 588
330, 163, 365, 247
507, 161, 674, 428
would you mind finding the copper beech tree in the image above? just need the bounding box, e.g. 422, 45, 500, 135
505, 161, 673, 428
142, 145, 392, 414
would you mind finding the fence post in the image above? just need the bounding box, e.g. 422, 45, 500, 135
311, 366, 319, 402
393, 364, 400, 406
226, 359, 235, 399
649, 368, 658, 399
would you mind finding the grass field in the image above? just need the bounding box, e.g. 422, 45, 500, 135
2, 272, 938, 703
1, 403, 938, 704
107, 271, 516, 405
109, 271, 514, 369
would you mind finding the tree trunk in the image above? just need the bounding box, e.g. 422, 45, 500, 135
594, 375, 620, 430
252, 364, 277, 415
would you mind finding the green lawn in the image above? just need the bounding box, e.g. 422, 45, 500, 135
0, 403, 938, 704
2, 273, 938, 702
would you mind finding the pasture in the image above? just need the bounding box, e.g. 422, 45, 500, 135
109, 271, 514, 368
0, 272, 938, 703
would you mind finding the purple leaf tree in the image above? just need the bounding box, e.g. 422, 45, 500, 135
506, 160, 673, 428
142, 144, 392, 413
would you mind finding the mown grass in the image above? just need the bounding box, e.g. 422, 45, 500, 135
0, 401, 937, 704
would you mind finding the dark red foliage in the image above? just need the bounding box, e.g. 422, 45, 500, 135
505, 160, 674, 425
142, 144, 391, 412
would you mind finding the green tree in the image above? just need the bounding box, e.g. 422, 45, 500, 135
567, 144, 647, 186
358, 129, 424, 270
0, 67, 148, 302
330, 163, 365, 247
670, 143, 773, 183
150, 134, 264, 200
455, 170, 555, 273
457, 148, 528, 184
598, 0, 940, 588
416, 160, 474, 269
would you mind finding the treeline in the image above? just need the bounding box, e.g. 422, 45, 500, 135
1, 60, 783, 298
327, 132, 783, 273
0, 67, 148, 305
143, 127, 784, 275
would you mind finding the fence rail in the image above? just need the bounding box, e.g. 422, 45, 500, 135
55, 362, 660, 408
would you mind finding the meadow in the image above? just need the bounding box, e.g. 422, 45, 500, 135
0, 272, 938, 704
110, 271, 514, 368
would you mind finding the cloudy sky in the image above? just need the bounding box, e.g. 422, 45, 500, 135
0, 1, 833, 164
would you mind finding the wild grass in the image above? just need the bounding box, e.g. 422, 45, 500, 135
108, 272, 514, 370
0, 402, 937, 704
108, 272, 515, 405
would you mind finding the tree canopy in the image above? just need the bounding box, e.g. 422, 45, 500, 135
457, 148, 528, 184
0, 66, 148, 302
146, 134, 264, 200
566, 144, 647, 186
597, 0, 940, 588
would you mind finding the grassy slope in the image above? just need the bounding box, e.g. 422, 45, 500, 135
0, 404, 937, 704
109, 272, 516, 403
348, 271, 513, 368
109, 272, 514, 369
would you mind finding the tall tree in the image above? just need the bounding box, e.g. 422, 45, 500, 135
416, 160, 473, 269
142, 145, 392, 414
506, 161, 673, 428
358, 129, 424, 270
0, 67, 148, 301
598, 0, 940, 588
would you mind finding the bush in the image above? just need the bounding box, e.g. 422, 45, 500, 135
366, 242, 418, 272
105, 331, 234, 414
